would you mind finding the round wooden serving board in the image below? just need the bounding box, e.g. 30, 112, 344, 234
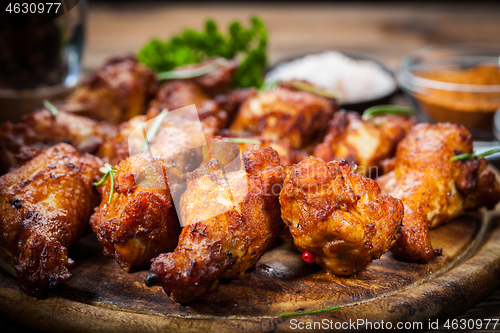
1, 209, 500, 332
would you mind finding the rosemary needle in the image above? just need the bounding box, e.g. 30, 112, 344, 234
43, 100, 59, 117
279, 305, 341, 317
222, 137, 262, 145
451, 148, 500, 162
362, 105, 413, 121
94, 164, 118, 204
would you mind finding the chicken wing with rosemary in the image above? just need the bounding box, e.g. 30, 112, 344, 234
376, 123, 500, 262
89, 113, 209, 271
146, 141, 285, 304
229, 83, 336, 150
280, 157, 404, 275
0, 143, 101, 296
62, 55, 157, 123
0, 108, 116, 174
313, 111, 416, 178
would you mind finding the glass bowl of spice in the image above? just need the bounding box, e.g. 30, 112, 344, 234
397, 44, 500, 141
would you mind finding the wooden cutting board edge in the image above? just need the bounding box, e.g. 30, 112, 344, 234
0, 211, 499, 333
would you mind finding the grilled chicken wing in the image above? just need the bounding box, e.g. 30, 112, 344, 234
230, 84, 336, 150
63, 55, 157, 123
0, 143, 101, 296
280, 157, 404, 275
221, 134, 308, 170
146, 142, 285, 304
0, 108, 116, 174
90, 112, 210, 271
313, 111, 416, 178
376, 123, 500, 262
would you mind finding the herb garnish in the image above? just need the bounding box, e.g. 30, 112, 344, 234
94, 163, 118, 204
43, 100, 59, 117
222, 137, 262, 145
451, 149, 500, 162
362, 105, 413, 121
279, 305, 341, 317
288, 80, 342, 99
141, 109, 168, 152
156, 58, 227, 81
138, 17, 268, 88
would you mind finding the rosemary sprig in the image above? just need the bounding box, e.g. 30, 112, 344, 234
258, 79, 280, 92
94, 163, 118, 204
156, 58, 227, 81
288, 80, 342, 99
43, 100, 59, 117
222, 137, 262, 145
451, 149, 500, 162
362, 105, 413, 121
279, 305, 341, 317
141, 109, 168, 152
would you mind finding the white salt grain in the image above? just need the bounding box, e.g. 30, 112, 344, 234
265, 51, 396, 104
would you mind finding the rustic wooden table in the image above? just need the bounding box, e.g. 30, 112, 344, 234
3, 2, 500, 332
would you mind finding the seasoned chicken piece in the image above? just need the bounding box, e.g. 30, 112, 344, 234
230, 84, 336, 149
90, 113, 209, 271
280, 157, 404, 275
0, 143, 101, 296
313, 111, 416, 178
89, 152, 182, 271
146, 142, 285, 304
63, 55, 157, 123
96, 113, 149, 166
0, 108, 116, 174
220, 133, 308, 170
376, 123, 500, 262
97, 107, 220, 166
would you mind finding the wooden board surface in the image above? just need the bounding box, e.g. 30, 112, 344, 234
1, 208, 500, 332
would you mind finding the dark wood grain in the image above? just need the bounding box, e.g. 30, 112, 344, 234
1, 208, 500, 332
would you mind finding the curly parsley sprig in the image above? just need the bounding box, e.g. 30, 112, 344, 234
138, 17, 268, 88
451, 149, 500, 162
94, 163, 118, 204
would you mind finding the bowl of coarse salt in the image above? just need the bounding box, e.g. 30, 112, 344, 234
265, 51, 398, 112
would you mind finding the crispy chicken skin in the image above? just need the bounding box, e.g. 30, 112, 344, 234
146, 143, 285, 304
221, 133, 308, 170
230, 85, 336, 150
63, 55, 157, 123
0, 109, 116, 173
89, 152, 181, 271
313, 111, 416, 177
376, 123, 500, 262
280, 157, 404, 275
89, 115, 210, 271
0, 143, 101, 296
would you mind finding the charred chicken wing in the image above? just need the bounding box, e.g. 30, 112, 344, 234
90, 112, 210, 271
376, 123, 500, 262
0, 108, 116, 174
63, 55, 157, 123
146, 142, 285, 304
230, 84, 336, 150
313, 111, 416, 177
0, 143, 101, 296
280, 157, 404, 275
